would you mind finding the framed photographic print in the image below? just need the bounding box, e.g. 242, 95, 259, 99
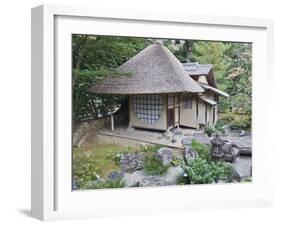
31, 4, 274, 221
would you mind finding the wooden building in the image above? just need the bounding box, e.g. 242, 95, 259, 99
89, 41, 228, 131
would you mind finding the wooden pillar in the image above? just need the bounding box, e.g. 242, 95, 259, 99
111, 113, 114, 131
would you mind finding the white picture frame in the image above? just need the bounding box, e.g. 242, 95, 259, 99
31, 4, 274, 221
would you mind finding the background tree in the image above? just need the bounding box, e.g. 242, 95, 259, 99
72, 35, 148, 121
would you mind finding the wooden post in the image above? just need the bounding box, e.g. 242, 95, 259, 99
111, 113, 114, 131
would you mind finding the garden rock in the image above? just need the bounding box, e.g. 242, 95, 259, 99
181, 137, 192, 146
230, 156, 252, 181
107, 171, 124, 181
174, 128, 183, 135
222, 142, 240, 162
120, 153, 145, 172
139, 176, 173, 187
239, 130, 246, 137
222, 125, 232, 135
163, 130, 173, 138
183, 146, 198, 164
155, 148, 173, 166
239, 147, 252, 156
72, 180, 79, 190
210, 135, 241, 162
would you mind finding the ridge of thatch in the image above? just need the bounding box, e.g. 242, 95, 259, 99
88, 43, 204, 95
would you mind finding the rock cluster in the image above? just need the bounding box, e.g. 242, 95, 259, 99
120, 153, 145, 172
155, 148, 173, 166
183, 146, 198, 164
210, 135, 240, 162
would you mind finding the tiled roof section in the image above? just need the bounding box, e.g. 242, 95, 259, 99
182, 63, 212, 75
182, 62, 217, 88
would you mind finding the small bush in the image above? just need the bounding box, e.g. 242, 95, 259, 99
215, 161, 235, 182
186, 158, 225, 184
220, 113, 235, 124
229, 115, 251, 130
185, 159, 235, 184
219, 112, 251, 130
191, 140, 212, 163
215, 120, 225, 134
204, 124, 216, 137
144, 157, 169, 176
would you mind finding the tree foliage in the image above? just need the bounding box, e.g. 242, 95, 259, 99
72, 35, 149, 121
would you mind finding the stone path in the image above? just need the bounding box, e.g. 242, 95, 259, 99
100, 126, 200, 148
99, 126, 252, 155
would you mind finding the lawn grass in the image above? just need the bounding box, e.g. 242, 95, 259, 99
73, 141, 172, 189
73, 143, 135, 180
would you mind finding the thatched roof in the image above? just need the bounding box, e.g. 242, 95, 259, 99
88, 42, 204, 95
182, 63, 217, 88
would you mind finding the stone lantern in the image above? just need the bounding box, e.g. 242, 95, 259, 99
210, 135, 240, 162
210, 134, 225, 160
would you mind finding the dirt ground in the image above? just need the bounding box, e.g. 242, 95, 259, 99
85, 131, 183, 158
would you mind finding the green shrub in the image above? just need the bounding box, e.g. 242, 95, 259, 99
219, 112, 251, 130
215, 161, 235, 182
184, 159, 236, 184
144, 157, 169, 176
215, 120, 225, 134
229, 115, 251, 130
73, 69, 126, 121
186, 158, 225, 184
204, 124, 216, 137
220, 113, 235, 124
191, 140, 212, 163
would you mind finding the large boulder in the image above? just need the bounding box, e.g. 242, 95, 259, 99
210, 135, 241, 162
120, 153, 145, 172
107, 171, 124, 181
238, 147, 252, 156
230, 156, 252, 181
222, 142, 240, 162
139, 176, 173, 187
155, 148, 173, 166
181, 137, 192, 146
174, 128, 183, 135
183, 146, 198, 164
